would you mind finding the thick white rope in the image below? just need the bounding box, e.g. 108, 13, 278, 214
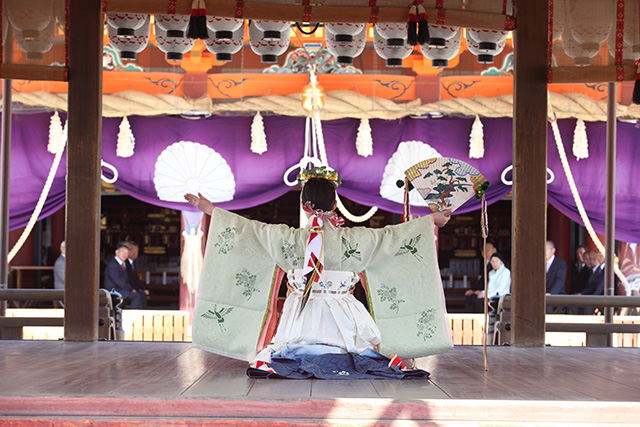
8, 140, 66, 262
550, 119, 629, 293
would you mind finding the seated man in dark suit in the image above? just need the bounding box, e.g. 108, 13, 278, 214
571, 245, 591, 294
545, 240, 567, 314
124, 241, 149, 308
104, 242, 146, 309
579, 251, 605, 315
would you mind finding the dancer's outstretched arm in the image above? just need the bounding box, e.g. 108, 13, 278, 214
184, 192, 215, 215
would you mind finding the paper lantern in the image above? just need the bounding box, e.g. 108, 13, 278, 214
466, 28, 508, 52
551, 0, 565, 41
607, 29, 637, 66
562, 29, 599, 66
325, 25, 366, 65
623, 0, 640, 54
373, 29, 412, 67
155, 26, 195, 62
155, 14, 190, 38
427, 25, 460, 48
249, 21, 289, 64
252, 20, 290, 41
15, 17, 55, 61
108, 17, 150, 61
566, 0, 612, 51
325, 22, 366, 42
106, 13, 148, 37
7, 0, 53, 40
466, 36, 505, 64
374, 23, 408, 47
206, 16, 243, 40
420, 27, 461, 68
204, 24, 244, 62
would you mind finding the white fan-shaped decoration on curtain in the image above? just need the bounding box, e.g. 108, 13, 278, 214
154, 141, 236, 202
379, 140, 442, 206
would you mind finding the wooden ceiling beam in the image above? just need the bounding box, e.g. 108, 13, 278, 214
105, 0, 514, 30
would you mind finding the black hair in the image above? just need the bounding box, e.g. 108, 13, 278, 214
490, 252, 508, 268
301, 177, 336, 212
115, 241, 129, 251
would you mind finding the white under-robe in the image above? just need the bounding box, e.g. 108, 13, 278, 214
253, 269, 382, 363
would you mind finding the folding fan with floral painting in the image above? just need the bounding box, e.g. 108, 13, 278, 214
403, 157, 489, 214
404, 157, 492, 370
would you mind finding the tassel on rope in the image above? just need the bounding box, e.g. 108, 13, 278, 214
572, 118, 589, 160
187, 0, 209, 39
355, 118, 373, 157
407, 2, 418, 45
469, 115, 485, 159
48, 111, 66, 154
416, 2, 430, 45
117, 116, 136, 158
250, 112, 268, 154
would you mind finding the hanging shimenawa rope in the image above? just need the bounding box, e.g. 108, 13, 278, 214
8, 129, 67, 262
550, 118, 630, 293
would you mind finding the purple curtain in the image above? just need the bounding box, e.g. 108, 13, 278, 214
7, 112, 640, 243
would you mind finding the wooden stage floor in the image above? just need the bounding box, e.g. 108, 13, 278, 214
1, 341, 639, 426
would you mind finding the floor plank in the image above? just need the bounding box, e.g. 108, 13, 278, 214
182, 356, 255, 398
311, 379, 379, 398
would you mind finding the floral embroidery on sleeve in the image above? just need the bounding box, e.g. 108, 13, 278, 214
235, 268, 259, 300
417, 309, 437, 340
215, 227, 238, 254
377, 283, 405, 313
281, 241, 303, 266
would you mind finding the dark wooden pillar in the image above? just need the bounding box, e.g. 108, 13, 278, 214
65, 0, 103, 341
511, 0, 548, 346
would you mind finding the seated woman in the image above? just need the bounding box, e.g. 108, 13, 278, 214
478, 252, 511, 300
185, 173, 452, 379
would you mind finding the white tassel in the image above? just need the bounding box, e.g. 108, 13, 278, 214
355, 118, 373, 157
47, 111, 66, 154
116, 116, 135, 158
250, 112, 267, 154
469, 115, 484, 159
572, 119, 589, 160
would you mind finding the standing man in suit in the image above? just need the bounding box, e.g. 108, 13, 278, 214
53, 240, 66, 290
124, 241, 149, 308
104, 242, 146, 309
546, 240, 567, 314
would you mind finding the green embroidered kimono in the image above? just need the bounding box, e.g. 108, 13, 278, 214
193, 208, 453, 361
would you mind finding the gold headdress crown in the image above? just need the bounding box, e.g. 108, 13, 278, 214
297, 166, 342, 187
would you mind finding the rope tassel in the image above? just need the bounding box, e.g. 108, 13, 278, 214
407, 3, 418, 45
187, 0, 209, 39
407, 0, 429, 46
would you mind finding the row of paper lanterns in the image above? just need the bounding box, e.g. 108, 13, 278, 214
552, 0, 640, 66
103, 14, 510, 68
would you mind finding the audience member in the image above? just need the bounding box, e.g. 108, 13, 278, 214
53, 240, 66, 290
104, 242, 146, 309
546, 240, 567, 314
480, 252, 511, 300
124, 241, 149, 307
579, 251, 605, 315
571, 245, 591, 294
465, 241, 498, 313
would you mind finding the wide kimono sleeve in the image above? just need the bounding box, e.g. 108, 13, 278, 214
192, 208, 307, 360
329, 215, 453, 359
